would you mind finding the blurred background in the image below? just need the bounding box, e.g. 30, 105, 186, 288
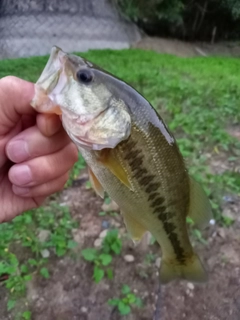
0, 1, 240, 320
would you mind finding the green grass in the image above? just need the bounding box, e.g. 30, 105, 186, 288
0, 49, 240, 317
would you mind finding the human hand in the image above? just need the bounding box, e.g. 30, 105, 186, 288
0, 76, 78, 223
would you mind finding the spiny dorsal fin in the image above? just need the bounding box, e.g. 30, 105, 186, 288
188, 176, 213, 229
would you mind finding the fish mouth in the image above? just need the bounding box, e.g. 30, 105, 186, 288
31, 46, 66, 115
32, 46, 99, 123
37, 46, 65, 93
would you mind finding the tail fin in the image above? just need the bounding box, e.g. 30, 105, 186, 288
159, 254, 207, 284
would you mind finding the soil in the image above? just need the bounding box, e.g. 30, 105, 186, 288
132, 37, 240, 58
1, 38, 240, 320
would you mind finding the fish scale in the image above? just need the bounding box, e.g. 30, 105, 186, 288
80, 120, 192, 264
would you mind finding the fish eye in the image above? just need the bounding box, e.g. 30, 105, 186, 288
76, 69, 93, 84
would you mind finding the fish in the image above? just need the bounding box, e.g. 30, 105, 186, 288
31, 46, 212, 284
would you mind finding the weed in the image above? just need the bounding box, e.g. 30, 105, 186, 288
0, 203, 78, 315
102, 229, 122, 255
81, 248, 113, 283
221, 215, 235, 227
65, 153, 86, 187
81, 229, 122, 283
108, 284, 143, 316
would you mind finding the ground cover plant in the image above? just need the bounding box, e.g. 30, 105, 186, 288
0, 49, 239, 319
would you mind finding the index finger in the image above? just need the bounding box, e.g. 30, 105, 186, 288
0, 76, 35, 135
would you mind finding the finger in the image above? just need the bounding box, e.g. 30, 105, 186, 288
0, 121, 21, 168
6, 125, 71, 163
36, 113, 62, 137
12, 173, 69, 197
0, 77, 35, 135
8, 142, 78, 187
21, 115, 36, 130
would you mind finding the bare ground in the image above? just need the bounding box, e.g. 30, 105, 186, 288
132, 37, 240, 57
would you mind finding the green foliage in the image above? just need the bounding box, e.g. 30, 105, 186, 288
66, 153, 86, 187
81, 247, 113, 283
221, 215, 235, 227
81, 248, 114, 267
113, 0, 240, 40
0, 203, 78, 313
102, 229, 122, 255
221, 0, 240, 20
81, 229, 122, 283
22, 311, 31, 320
113, 0, 184, 25
40, 267, 50, 279
108, 285, 143, 316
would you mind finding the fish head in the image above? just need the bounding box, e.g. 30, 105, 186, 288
31, 46, 131, 150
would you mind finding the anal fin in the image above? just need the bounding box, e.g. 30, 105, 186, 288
188, 176, 213, 229
88, 167, 104, 199
122, 211, 147, 243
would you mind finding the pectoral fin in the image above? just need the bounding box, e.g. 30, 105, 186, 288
187, 176, 213, 229
88, 167, 104, 198
122, 211, 147, 243
97, 149, 132, 190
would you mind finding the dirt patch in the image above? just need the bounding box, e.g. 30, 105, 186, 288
132, 37, 240, 57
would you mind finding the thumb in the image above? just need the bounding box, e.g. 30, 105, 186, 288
0, 76, 35, 136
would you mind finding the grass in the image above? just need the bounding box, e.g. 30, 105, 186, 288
0, 49, 240, 317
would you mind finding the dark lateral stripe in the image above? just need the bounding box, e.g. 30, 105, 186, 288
121, 140, 137, 150
151, 197, 165, 208
167, 230, 185, 263
133, 167, 148, 178
129, 157, 143, 170
145, 182, 161, 193
158, 211, 168, 222
148, 192, 158, 201
124, 150, 139, 161
139, 175, 155, 186
156, 216, 185, 263
153, 206, 166, 214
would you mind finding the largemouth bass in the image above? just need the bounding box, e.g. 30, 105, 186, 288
31, 46, 212, 284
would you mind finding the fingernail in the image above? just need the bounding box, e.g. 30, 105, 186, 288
12, 185, 30, 196
7, 140, 29, 162
10, 165, 32, 185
